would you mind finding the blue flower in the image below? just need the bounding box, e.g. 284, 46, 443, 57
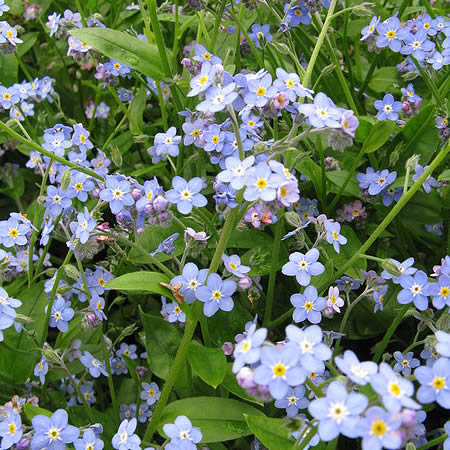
275, 386, 309, 417
298, 92, 341, 128
367, 169, 397, 195
398, 270, 430, 311
71, 208, 96, 244
48, 297, 74, 332
171, 262, 208, 304
290, 286, 326, 324
118, 89, 133, 103
217, 155, 255, 190
374, 94, 402, 121
112, 418, 141, 450
253, 345, 306, 399
415, 357, 450, 409
393, 351, 420, 376
232, 323, 267, 373
182, 118, 205, 147
195, 273, 236, 317
135, 178, 163, 212
66, 172, 95, 202
166, 176, 207, 214
72, 123, 93, 152
361, 16, 380, 41
308, 380, 368, 441
335, 350, 377, 385
0, 0, 10, 16
286, 5, 310, 27
243, 162, 283, 202
382, 185, 402, 206
285, 324, 332, 374
428, 274, 450, 309
376, 16, 409, 52
42, 130, 72, 157
34, 356, 49, 384
140, 381, 161, 406
244, 73, 275, 108
154, 127, 181, 158
249, 24, 273, 48
104, 59, 131, 77
31, 409, 79, 450
401, 30, 435, 61
193, 44, 221, 64
401, 83, 422, 102
196, 83, 238, 113
381, 257, 416, 284
222, 254, 250, 278
0, 86, 19, 109
0, 410, 22, 449
163, 415, 202, 450
273, 68, 312, 102
137, 403, 151, 424
373, 285, 388, 313
80, 351, 108, 378
45, 185, 72, 217
74, 428, 104, 450
282, 248, 325, 286
370, 362, 420, 412
436, 331, 450, 358
412, 164, 439, 194
150, 233, 179, 257
163, 302, 186, 323
324, 221, 347, 253
100, 176, 135, 215
90, 292, 107, 321
203, 124, 225, 153
0, 217, 30, 248
188, 62, 217, 97
359, 406, 402, 450
117, 343, 137, 360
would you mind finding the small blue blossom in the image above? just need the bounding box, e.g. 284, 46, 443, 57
48, 297, 74, 333
100, 176, 135, 215
74, 428, 104, 450
415, 357, 450, 409
150, 233, 179, 257
324, 221, 347, 253
370, 362, 420, 412
436, 331, 450, 358
244, 73, 275, 108
137, 403, 151, 424
393, 351, 420, 376
0, 217, 30, 248
171, 263, 208, 304
249, 24, 273, 48
45, 185, 72, 217
0, 0, 10, 16
335, 350, 377, 385
282, 248, 325, 286
193, 44, 221, 65
275, 386, 309, 417
361, 16, 380, 41
80, 351, 108, 378
222, 254, 250, 278
308, 380, 368, 441
401, 83, 422, 102
31, 409, 79, 450
232, 323, 267, 373
243, 162, 283, 202
104, 59, 131, 77
117, 343, 137, 360
382, 185, 402, 206
290, 286, 326, 324
196, 83, 238, 113
398, 270, 430, 311
412, 164, 439, 194
71, 208, 96, 244
34, 356, 49, 384
401, 30, 435, 61
140, 382, 160, 406
374, 94, 402, 121
0, 86, 19, 109
253, 345, 306, 399
285, 5, 310, 27
72, 123, 93, 152
203, 124, 225, 153
118, 89, 133, 103
112, 418, 141, 450
376, 16, 409, 52
163, 302, 186, 323
381, 257, 416, 284
273, 68, 313, 102
297, 92, 341, 128
188, 62, 216, 97
0, 411, 22, 449
154, 127, 181, 158
166, 176, 207, 215
367, 169, 397, 195
428, 275, 450, 309
42, 130, 72, 157
66, 172, 95, 202
163, 415, 202, 450
195, 273, 236, 317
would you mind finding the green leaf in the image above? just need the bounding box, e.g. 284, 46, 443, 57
439, 169, 450, 182
296, 158, 323, 200
326, 170, 361, 198
129, 86, 146, 135
368, 67, 400, 92
241, 243, 288, 277
139, 307, 182, 379
361, 120, 395, 153
0, 54, 18, 86
16, 32, 39, 58
245, 415, 295, 450
104, 271, 173, 298
221, 364, 263, 406
187, 341, 227, 388
158, 397, 264, 443
69, 28, 165, 81
354, 116, 375, 144
24, 404, 53, 420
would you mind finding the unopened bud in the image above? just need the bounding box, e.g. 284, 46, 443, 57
43, 345, 62, 364
406, 154, 420, 170
222, 342, 234, 356
381, 259, 404, 278
238, 277, 252, 290
63, 264, 80, 281
284, 211, 302, 228
270, 42, 289, 55
60, 170, 72, 191
111, 146, 122, 167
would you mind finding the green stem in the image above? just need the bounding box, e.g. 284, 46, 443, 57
417, 434, 447, 450
303, 0, 339, 89
373, 304, 410, 362
263, 211, 284, 327
39, 250, 73, 346
418, 0, 435, 17
101, 331, 119, 421
410, 55, 443, 107
0, 121, 103, 181
210, 0, 227, 50
270, 141, 450, 329
358, 54, 379, 100
403, 339, 426, 354
297, 424, 318, 450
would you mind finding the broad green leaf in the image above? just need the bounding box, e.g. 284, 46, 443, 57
187, 341, 227, 388
139, 307, 182, 379
362, 120, 395, 153
354, 116, 375, 144
218, 230, 273, 249
399, 190, 443, 225
439, 169, 450, 182
326, 170, 361, 198
24, 404, 53, 420
158, 397, 264, 443
16, 32, 39, 58
368, 67, 400, 92
69, 28, 165, 81
0, 54, 18, 86
296, 158, 323, 201
68, 405, 117, 440
129, 86, 146, 135
221, 364, 263, 406
104, 271, 173, 298
245, 415, 295, 450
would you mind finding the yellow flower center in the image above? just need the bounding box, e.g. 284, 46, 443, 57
371, 420, 387, 437
256, 178, 267, 189
9, 228, 18, 238
280, 187, 287, 197
272, 363, 287, 378
48, 427, 60, 441
256, 87, 266, 97
192, 129, 200, 137
212, 135, 219, 145
229, 262, 237, 270
149, 389, 155, 397
332, 231, 339, 240
203, 53, 210, 61
389, 382, 401, 397
98, 278, 105, 287
212, 290, 222, 301
80, 135, 86, 143
8, 423, 16, 435
75, 183, 83, 191
114, 63, 121, 70
432, 377, 445, 391
440, 287, 449, 298
386, 30, 396, 39
112, 189, 123, 199
304, 301, 313, 311
147, 191, 153, 201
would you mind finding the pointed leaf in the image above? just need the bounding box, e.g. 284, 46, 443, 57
245, 415, 296, 450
